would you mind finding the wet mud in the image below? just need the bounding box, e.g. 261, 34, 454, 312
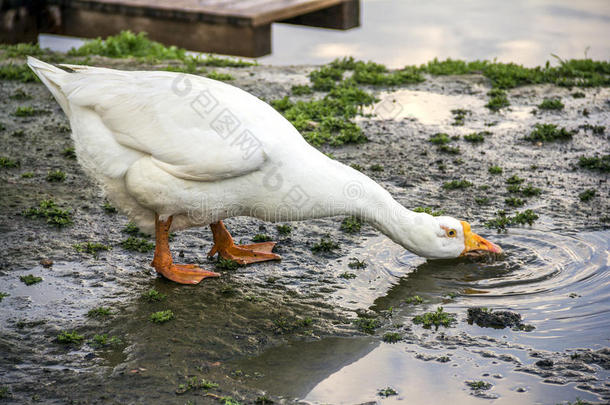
0, 56, 609, 404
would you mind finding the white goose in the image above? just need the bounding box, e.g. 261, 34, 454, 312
28, 57, 501, 285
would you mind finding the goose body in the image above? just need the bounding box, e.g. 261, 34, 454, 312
28, 57, 501, 284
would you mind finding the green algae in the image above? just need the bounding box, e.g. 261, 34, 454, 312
413, 207, 445, 216
311, 236, 339, 253
382, 332, 402, 343
46, 169, 66, 182
341, 216, 362, 233
578, 155, 610, 172
252, 234, 272, 242
526, 123, 573, 142
141, 289, 167, 302
20, 275, 42, 285
150, 310, 174, 324
74, 242, 111, 258
488, 165, 503, 174
86, 307, 112, 318
412, 307, 456, 330
442, 180, 472, 190
121, 237, 154, 253
0, 156, 20, 168
578, 189, 596, 202
23, 200, 73, 227
538, 98, 564, 110
56, 331, 84, 344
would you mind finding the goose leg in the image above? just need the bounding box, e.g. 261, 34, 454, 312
207, 221, 281, 265
151, 214, 220, 284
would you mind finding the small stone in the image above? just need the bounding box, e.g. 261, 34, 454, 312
536, 359, 554, 368
40, 259, 53, 268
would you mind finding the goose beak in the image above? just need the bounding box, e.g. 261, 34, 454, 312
460, 221, 502, 256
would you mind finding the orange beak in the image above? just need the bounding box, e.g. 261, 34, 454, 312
460, 221, 503, 256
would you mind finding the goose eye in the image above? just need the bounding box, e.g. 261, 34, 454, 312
446, 229, 457, 238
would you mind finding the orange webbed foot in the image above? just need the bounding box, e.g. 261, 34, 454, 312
156, 263, 220, 285
208, 221, 281, 265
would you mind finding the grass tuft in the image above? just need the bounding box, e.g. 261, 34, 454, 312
525, 123, 573, 142
121, 237, 154, 253
20, 274, 42, 285
0, 156, 20, 168
443, 180, 472, 190
23, 200, 73, 227
340, 216, 362, 233
538, 98, 564, 110
578, 155, 610, 173
311, 236, 339, 254
150, 310, 174, 324
141, 289, 167, 302
57, 331, 84, 345
412, 306, 456, 330
578, 189, 596, 202
74, 242, 111, 258
87, 307, 112, 318
382, 332, 402, 343
46, 169, 66, 182
413, 207, 445, 216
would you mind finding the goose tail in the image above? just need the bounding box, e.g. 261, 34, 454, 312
26, 56, 71, 115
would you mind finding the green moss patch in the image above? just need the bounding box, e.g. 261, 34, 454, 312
382, 332, 402, 343
141, 288, 167, 302
0, 156, 20, 168
413, 207, 444, 216
348, 258, 367, 269
46, 169, 66, 182
56, 330, 84, 345
443, 180, 472, 190
86, 307, 112, 318
485, 89, 510, 111
578, 155, 610, 172
23, 200, 73, 227
579, 189, 596, 202
20, 274, 42, 285
340, 216, 362, 233
538, 98, 564, 110
0, 64, 39, 82
486, 209, 539, 232
150, 310, 174, 324
252, 234, 272, 242
74, 242, 111, 258
353, 317, 380, 334
311, 236, 339, 254
488, 165, 502, 174
525, 123, 573, 142
413, 307, 456, 330
121, 237, 154, 253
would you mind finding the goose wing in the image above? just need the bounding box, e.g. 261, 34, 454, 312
61, 67, 269, 181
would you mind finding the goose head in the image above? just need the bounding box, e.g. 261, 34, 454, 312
396, 214, 502, 259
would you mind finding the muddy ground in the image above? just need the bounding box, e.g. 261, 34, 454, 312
0, 55, 609, 404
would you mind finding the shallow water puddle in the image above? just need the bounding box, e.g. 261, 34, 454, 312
365, 89, 486, 126
235, 230, 610, 403
237, 338, 603, 404
0, 262, 133, 325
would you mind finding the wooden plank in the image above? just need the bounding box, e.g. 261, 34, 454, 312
48, 0, 350, 26
280, 0, 359, 30
58, 7, 271, 56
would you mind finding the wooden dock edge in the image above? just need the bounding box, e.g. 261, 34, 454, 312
1, 0, 360, 57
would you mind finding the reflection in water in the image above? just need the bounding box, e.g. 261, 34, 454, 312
38, 1, 609, 68
262, 0, 610, 67
236, 230, 610, 403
